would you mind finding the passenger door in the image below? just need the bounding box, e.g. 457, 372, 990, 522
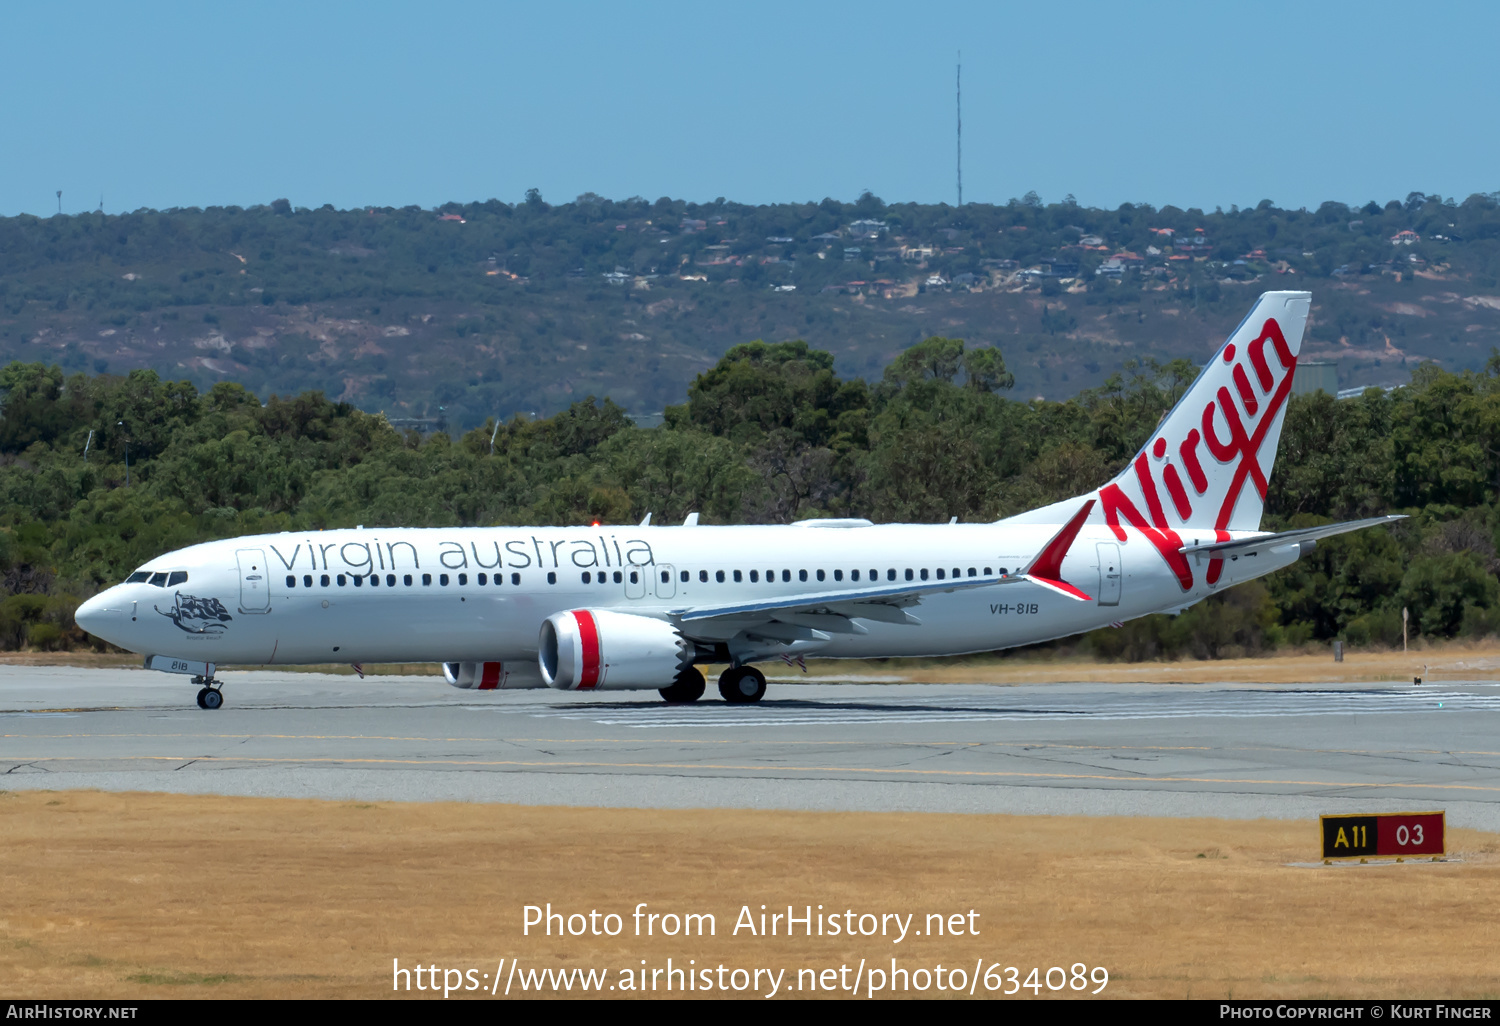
236, 548, 272, 614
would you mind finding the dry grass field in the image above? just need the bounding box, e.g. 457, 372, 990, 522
1, 790, 1496, 999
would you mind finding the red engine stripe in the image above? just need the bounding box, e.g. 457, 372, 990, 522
574, 610, 602, 689
478, 662, 501, 690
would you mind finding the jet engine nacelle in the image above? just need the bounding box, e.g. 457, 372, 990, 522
442, 660, 546, 690
539, 609, 690, 691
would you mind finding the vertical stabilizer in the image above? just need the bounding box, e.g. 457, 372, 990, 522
1002, 290, 1311, 590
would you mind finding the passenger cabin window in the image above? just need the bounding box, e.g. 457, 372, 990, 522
582, 572, 592, 583
286, 575, 296, 588
661, 570, 670, 584
750, 570, 759, 583
680, 570, 689, 583
548, 572, 557, 585
716, 570, 725, 583
627, 571, 637, 584
920, 569, 929, 581
781, 570, 791, 583
404, 574, 413, 586
321, 574, 330, 587
337, 574, 347, 586
439, 574, 449, 586
814, 569, 823, 582
888, 569, 897, 581
612, 571, 623, 584
458, 574, 468, 585
303, 575, 313, 588
968, 568, 976, 577
906, 569, 915, 581
387, 574, 395, 587
700, 570, 709, 582
833, 570, 842, 581
733, 570, 742, 582
422, 573, 433, 586
353, 575, 363, 587
511, 573, 521, 585
936, 568, 944, 580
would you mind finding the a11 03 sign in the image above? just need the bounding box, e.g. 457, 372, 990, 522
1320, 811, 1445, 860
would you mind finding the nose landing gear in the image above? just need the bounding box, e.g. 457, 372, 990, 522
192, 675, 225, 710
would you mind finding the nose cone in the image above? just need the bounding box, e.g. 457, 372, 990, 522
76, 590, 126, 646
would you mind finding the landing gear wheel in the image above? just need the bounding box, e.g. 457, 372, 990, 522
198, 687, 223, 710
718, 666, 766, 704
659, 667, 706, 704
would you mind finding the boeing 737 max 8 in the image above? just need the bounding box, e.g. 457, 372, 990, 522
76, 290, 1400, 709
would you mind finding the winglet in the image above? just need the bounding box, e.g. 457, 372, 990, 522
1020, 499, 1095, 602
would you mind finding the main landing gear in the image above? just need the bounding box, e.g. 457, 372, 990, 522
192, 674, 224, 710
718, 665, 766, 704
656, 665, 768, 704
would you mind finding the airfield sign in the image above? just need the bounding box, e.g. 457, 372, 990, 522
1321, 811, 1445, 861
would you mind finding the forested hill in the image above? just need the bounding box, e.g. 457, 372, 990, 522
4, 190, 1500, 430
2, 341, 1499, 659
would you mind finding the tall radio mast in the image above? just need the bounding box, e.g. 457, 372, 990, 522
956, 52, 963, 208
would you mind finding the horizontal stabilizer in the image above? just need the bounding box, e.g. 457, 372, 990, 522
1178, 515, 1406, 558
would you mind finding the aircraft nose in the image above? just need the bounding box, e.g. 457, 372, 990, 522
76, 591, 124, 641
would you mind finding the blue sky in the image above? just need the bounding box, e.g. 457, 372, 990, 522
2, 1, 1494, 216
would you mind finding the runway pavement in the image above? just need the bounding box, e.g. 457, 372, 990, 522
2, 665, 1499, 828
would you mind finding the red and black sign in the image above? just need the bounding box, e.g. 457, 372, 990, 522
1320, 811, 1445, 860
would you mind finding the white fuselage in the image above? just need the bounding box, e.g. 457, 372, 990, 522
76, 521, 1299, 670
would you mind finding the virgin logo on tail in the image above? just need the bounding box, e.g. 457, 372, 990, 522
1099, 317, 1298, 591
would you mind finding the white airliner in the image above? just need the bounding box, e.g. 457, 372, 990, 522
77, 290, 1399, 709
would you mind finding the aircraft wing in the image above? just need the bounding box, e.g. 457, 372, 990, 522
1178, 515, 1406, 559
670, 503, 1100, 645
670, 572, 1009, 641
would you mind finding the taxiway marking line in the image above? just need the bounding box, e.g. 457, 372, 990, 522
5, 754, 1500, 793
5, 734, 1500, 760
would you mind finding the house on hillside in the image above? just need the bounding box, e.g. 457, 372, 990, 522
1390, 230, 1420, 246
848, 219, 888, 238
439, 213, 465, 223
901, 244, 935, 261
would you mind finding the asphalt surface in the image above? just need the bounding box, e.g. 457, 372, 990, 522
2, 665, 1499, 828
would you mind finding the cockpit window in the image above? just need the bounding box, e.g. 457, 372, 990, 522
126, 572, 150, 584
167, 571, 188, 587
148, 572, 169, 587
